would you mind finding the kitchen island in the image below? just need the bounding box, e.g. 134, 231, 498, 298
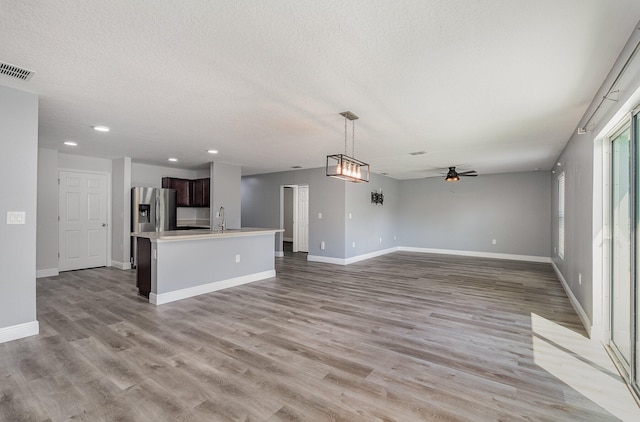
132, 228, 283, 305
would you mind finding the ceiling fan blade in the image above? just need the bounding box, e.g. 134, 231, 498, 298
457, 170, 477, 175
460, 174, 478, 177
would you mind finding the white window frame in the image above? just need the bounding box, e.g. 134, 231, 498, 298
558, 172, 565, 259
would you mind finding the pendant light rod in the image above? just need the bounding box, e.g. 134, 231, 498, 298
340, 111, 358, 157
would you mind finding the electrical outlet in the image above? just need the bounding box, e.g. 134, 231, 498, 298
235, 254, 240, 263
320, 241, 325, 250
6, 211, 25, 225
492, 239, 497, 245
349, 213, 352, 219
352, 241, 356, 248
318, 212, 323, 219
578, 273, 582, 285
379, 237, 382, 243
394, 235, 397, 241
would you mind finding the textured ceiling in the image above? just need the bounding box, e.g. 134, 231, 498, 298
1, 1, 639, 179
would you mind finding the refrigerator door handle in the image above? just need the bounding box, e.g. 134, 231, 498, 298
155, 194, 160, 231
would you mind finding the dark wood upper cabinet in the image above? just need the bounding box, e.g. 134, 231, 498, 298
192, 178, 210, 207
162, 177, 192, 206
162, 177, 210, 207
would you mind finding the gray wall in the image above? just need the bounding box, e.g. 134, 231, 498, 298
242, 167, 347, 258
398, 171, 551, 257
551, 135, 594, 320
58, 152, 112, 173
0, 85, 38, 331
345, 174, 401, 258
211, 162, 241, 229
131, 162, 198, 187
36, 148, 59, 273
552, 26, 640, 328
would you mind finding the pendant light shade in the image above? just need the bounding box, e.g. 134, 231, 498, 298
326, 154, 370, 182
326, 111, 370, 183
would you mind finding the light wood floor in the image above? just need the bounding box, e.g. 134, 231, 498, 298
1, 252, 639, 421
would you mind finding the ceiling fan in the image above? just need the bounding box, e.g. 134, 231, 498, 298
445, 166, 477, 182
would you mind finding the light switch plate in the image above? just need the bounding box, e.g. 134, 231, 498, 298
6, 211, 25, 225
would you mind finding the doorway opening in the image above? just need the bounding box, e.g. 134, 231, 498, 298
280, 185, 309, 258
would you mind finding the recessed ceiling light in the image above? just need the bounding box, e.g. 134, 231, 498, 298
63, 141, 77, 146
207, 149, 218, 154
93, 125, 110, 132
168, 158, 178, 162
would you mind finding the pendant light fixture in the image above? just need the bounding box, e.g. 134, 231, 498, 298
326, 111, 370, 183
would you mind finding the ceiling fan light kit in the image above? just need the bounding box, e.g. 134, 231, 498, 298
326, 111, 370, 183
444, 166, 477, 182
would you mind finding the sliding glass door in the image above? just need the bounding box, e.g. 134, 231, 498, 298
611, 124, 632, 370
610, 109, 640, 398
635, 111, 640, 396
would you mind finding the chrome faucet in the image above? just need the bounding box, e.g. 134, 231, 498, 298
218, 206, 226, 231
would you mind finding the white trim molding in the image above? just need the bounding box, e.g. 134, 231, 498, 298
0, 320, 39, 344
150, 270, 276, 306
309, 247, 550, 266
308, 247, 400, 265
551, 261, 592, 337
398, 247, 551, 263
36, 268, 59, 278
110, 260, 132, 270
275, 251, 284, 258
307, 255, 350, 265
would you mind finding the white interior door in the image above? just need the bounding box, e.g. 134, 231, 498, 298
59, 171, 108, 271
297, 185, 309, 252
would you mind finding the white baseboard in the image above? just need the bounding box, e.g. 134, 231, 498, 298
36, 268, 59, 278
111, 260, 132, 270
398, 247, 551, 263
551, 261, 592, 337
0, 320, 39, 344
307, 255, 350, 265
309, 246, 550, 266
275, 251, 284, 258
309, 247, 400, 265
150, 270, 276, 306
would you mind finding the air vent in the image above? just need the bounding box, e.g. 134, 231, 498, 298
291, 166, 302, 169
0, 61, 35, 81
409, 151, 426, 156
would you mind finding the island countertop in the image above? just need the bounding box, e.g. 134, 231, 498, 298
132, 227, 283, 242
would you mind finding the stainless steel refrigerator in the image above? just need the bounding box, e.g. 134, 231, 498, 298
131, 187, 177, 267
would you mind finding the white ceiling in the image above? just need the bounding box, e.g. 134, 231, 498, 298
1, 1, 639, 179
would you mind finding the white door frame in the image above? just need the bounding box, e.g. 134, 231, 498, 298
279, 184, 309, 255
297, 185, 309, 253
281, 185, 299, 252
58, 169, 112, 270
